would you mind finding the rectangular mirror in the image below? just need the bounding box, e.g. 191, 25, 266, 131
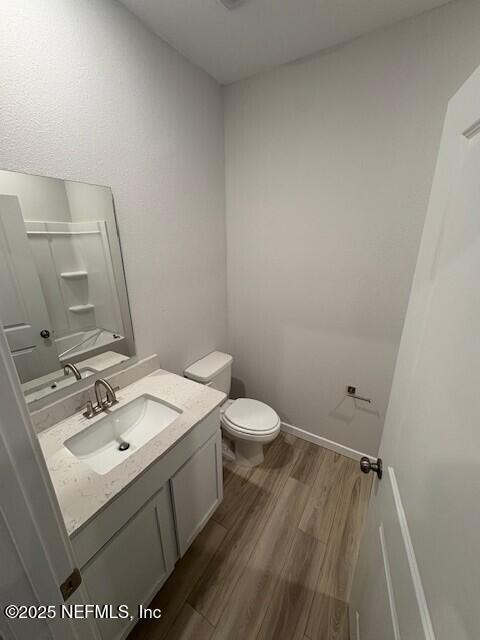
0, 169, 135, 405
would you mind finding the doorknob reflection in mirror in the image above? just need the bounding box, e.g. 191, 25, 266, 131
360, 456, 383, 480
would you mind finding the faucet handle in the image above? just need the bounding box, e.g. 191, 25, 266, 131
82, 400, 95, 419
82, 397, 103, 418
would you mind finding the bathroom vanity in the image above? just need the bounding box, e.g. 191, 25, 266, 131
2, 167, 226, 639
38, 367, 225, 640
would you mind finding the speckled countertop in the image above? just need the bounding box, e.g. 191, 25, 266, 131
38, 369, 225, 536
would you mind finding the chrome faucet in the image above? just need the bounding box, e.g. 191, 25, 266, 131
82, 378, 119, 418
94, 378, 118, 409
64, 362, 82, 380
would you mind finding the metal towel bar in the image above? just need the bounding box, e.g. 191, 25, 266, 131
349, 394, 371, 403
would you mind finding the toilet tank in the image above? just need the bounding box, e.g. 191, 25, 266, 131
184, 351, 233, 396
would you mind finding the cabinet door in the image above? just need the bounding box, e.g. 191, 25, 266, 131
171, 430, 223, 556
81, 485, 176, 640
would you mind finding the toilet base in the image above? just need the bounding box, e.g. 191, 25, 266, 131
235, 439, 265, 467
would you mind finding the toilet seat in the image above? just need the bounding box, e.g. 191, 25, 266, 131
221, 398, 280, 441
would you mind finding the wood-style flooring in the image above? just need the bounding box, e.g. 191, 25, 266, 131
128, 433, 372, 640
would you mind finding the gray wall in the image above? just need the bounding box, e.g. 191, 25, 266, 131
0, 0, 227, 375
2, 0, 480, 458
224, 0, 480, 456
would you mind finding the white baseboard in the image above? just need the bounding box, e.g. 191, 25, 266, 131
280, 421, 376, 462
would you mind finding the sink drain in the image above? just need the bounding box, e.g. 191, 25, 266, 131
118, 441, 130, 452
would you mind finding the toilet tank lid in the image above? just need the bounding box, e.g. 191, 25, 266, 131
184, 351, 233, 383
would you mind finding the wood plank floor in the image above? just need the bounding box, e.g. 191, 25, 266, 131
128, 433, 372, 640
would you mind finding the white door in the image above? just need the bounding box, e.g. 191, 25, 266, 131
0, 323, 98, 640
350, 66, 480, 639
0, 195, 59, 381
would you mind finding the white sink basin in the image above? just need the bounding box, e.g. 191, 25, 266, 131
64, 394, 182, 475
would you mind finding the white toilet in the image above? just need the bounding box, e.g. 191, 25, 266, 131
184, 351, 280, 467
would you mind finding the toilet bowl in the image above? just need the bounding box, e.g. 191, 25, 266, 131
184, 351, 280, 467
220, 398, 280, 466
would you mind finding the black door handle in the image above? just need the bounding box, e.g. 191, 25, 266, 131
360, 456, 383, 480
40, 329, 51, 339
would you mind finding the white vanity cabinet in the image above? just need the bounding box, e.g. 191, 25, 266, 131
171, 428, 223, 556
70, 408, 222, 640
81, 485, 176, 640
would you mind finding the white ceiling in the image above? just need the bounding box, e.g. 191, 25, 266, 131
120, 0, 451, 84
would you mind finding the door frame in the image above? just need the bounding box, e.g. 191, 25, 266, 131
0, 322, 98, 640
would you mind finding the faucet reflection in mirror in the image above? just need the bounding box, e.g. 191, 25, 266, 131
0, 169, 135, 405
